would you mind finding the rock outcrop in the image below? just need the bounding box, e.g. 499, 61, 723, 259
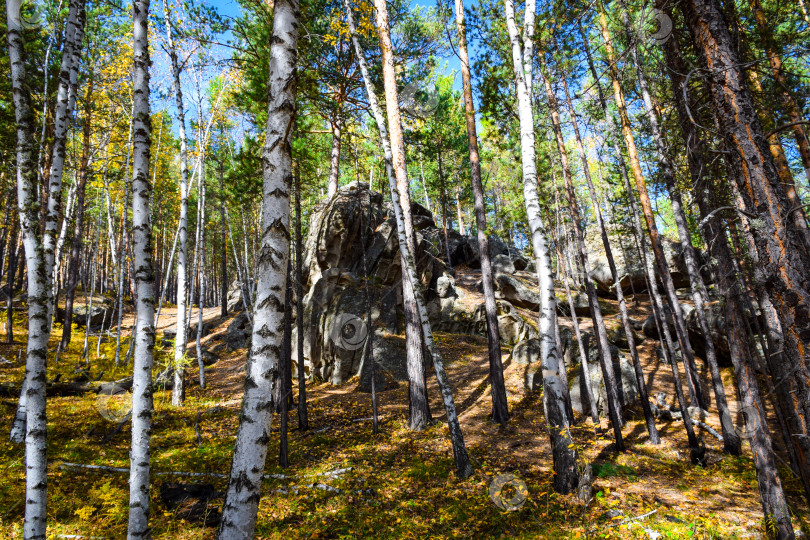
585, 229, 711, 294
295, 183, 532, 385
568, 332, 640, 417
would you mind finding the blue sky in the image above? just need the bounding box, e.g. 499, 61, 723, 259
207, 0, 466, 91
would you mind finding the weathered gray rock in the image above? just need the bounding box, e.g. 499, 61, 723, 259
492, 254, 515, 275
436, 272, 457, 299
512, 338, 541, 365
55, 296, 116, 328
226, 281, 247, 312
493, 273, 540, 310
569, 333, 639, 417
473, 300, 538, 345
585, 230, 710, 293
464, 235, 509, 269
225, 311, 251, 351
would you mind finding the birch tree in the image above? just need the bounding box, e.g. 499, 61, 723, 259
217, 0, 299, 535
7, 0, 52, 535
127, 0, 157, 535
503, 0, 580, 493
163, 0, 192, 406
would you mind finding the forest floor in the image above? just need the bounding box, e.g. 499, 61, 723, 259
1, 272, 809, 539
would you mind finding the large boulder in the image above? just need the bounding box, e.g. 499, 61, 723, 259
585, 229, 711, 294
226, 281, 248, 312
464, 235, 509, 268
473, 300, 538, 345
298, 267, 416, 387
492, 273, 540, 310
296, 183, 542, 385
225, 311, 251, 351
569, 333, 640, 417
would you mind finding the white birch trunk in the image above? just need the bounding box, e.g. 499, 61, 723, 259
163, 0, 191, 408
127, 0, 156, 536
217, 0, 299, 536
7, 0, 52, 536
503, 0, 580, 493
44, 0, 86, 318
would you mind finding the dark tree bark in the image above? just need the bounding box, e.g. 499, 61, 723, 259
579, 19, 704, 464
679, 0, 810, 429
62, 77, 94, 347
556, 44, 659, 444
652, 0, 740, 454
597, 7, 706, 412
455, 0, 508, 425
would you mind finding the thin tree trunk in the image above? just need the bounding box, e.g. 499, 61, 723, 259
196, 174, 206, 389
369, 0, 431, 432
750, 0, 810, 185
455, 0, 508, 425
503, 0, 580, 493
346, 0, 473, 478
164, 0, 192, 408
680, 0, 810, 435
217, 0, 299, 534
560, 232, 598, 424
44, 0, 85, 334
578, 19, 704, 463
127, 0, 156, 535
219, 160, 228, 318
596, 7, 706, 411
419, 156, 430, 211
655, 10, 741, 454
294, 165, 307, 431
539, 60, 624, 449
437, 145, 453, 266
557, 53, 659, 444
327, 115, 341, 198
360, 191, 379, 432
114, 113, 134, 366
62, 78, 94, 348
